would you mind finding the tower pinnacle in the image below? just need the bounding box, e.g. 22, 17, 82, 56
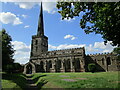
37, 2, 44, 36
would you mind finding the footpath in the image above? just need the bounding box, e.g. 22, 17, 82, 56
25, 74, 39, 90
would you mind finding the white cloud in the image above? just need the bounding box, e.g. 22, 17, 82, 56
94, 42, 106, 49
49, 44, 86, 50
11, 41, 115, 64
0, 12, 22, 25
15, 2, 37, 9
48, 41, 115, 54
93, 41, 115, 53
11, 41, 31, 64
24, 25, 30, 28
21, 14, 27, 18
48, 44, 57, 49
14, 2, 56, 14
86, 41, 115, 53
103, 50, 110, 53
1, 0, 58, 2
64, 34, 77, 40
86, 44, 99, 52
1, 1, 57, 14
42, 2, 56, 14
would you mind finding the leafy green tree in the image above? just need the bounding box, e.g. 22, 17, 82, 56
1, 29, 14, 70
57, 2, 120, 46
88, 63, 96, 73
6, 64, 14, 73
113, 47, 120, 61
13, 63, 22, 71
113, 47, 120, 54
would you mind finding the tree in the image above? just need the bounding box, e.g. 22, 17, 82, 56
13, 63, 22, 72
57, 2, 120, 46
113, 47, 120, 61
1, 29, 14, 70
6, 64, 14, 73
113, 47, 120, 54
88, 63, 96, 73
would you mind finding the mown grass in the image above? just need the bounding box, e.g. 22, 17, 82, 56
2, 72, 27, 89
32, 72, 119, 89
1, 72, 119, 89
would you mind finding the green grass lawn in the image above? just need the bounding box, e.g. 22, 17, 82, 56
1, 72, 120, 89
32, 72, 119, 89
2, 72, 27, 89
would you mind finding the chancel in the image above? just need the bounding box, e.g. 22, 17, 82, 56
23, 3, 119, 74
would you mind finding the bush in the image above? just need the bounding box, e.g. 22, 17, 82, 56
14, 63, 21, 70
13, 63, 23, 73
5, 64, 14, 73
5, 63, 22, 73
88, 63, 96, 73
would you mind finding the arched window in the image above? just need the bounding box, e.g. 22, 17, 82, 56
95, 59, 97, 62
26, 64, 32, 74
49, 61, 52, 68
57, 60, 61, 68
67, 59, 70, 69
102, 58, 104, 65
35, 40, 38, 45
76, 59, 80, 69
40, 61, 44, 72
40, 61, 44, 68
107, 57, 111, 65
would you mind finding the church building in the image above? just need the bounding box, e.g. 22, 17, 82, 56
23, 3, 119, 74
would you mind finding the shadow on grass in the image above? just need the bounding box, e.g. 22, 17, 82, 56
2, 73, 48, 89
37, 79, 48, 89
31, 74, 48, 89
32, 75, 47, 84
2, 73, 27, 89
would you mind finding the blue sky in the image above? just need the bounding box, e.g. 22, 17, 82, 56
0, 2, 115, 64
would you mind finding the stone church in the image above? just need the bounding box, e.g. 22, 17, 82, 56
23, 3, 119, 74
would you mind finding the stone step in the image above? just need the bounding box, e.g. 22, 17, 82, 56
25, 75, 39, 89
26, 74, 33, 78
26, 78, 35, 84
26, 83, 38, 90
26, 84, 37, 87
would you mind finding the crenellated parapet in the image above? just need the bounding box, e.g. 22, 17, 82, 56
30, 47, 85, 59
86, 52, 117, 57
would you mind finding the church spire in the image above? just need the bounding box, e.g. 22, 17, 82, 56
37, 2, 44, 36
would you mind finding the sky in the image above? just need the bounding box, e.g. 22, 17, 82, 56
0, 1, 116, 64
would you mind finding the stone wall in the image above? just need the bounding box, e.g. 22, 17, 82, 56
31, 35, 48, 57
29, 47, 85, 73
24, 49, 119, 74
85, 53, 119, 72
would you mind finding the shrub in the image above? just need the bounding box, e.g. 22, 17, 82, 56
88, 63, 96, 73
6, 64, 14, 73
5, 63, 22, 73
13, 63, 22, 70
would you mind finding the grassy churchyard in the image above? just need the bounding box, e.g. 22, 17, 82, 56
1, 72, 27, 89
1, 72, 120, 89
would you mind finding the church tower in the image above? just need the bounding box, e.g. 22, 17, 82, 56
30, 3, 48, 57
